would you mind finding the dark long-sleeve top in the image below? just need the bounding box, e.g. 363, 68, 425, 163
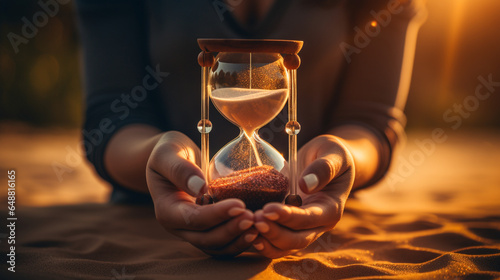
75, 0, 427, 197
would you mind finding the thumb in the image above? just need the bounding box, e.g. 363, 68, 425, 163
147, 132, 206, 197
298, 137, 352, 194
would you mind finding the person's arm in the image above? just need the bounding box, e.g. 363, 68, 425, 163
75, 0, 166, 192
104, 125, 162, 192
252, 0, 428, 258
328, 125, 381, 190
329, 0, 428, 190
75, 1, 258, 256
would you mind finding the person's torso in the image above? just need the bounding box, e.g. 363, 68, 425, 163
147, 0, 350, 153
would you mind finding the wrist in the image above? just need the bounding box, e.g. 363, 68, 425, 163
104, 124, 164, 193
328, 124, 384, 190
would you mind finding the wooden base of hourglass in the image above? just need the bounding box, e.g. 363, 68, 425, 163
196, 193, 213, 205
285, 194, 302, 207
197, 193, 302, 207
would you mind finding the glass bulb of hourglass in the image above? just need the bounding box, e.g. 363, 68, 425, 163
210, 87, 287, 167
211, 88, 287, 136
207, 52, 290, 211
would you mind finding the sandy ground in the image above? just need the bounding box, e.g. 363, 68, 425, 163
358, 127, 500, 216
0, 122, 109, 206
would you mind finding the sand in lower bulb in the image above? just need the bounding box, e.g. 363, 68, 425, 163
209, 165, 288, 211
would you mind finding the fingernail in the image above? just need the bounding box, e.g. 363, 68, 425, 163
303, 173, 319, 192
255, 222, 269, 233
253, 242, 264, 251
239, 220, 253, 230
228, 207, 245, 217
244, 233, 257, 243
263, 212, 279, 221
187, 175, 205, 195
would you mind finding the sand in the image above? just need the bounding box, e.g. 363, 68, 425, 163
0, 123, 499, 279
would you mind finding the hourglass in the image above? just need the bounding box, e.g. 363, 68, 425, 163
197, 39, 303, 211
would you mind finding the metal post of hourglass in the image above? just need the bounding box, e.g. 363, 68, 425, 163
196, 51, 214, 205
283, 54, 302, 207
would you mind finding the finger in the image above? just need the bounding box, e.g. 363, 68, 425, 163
254, 210, 323, 251
176, 209, 255, 250
299, 155, 347, 194
298, 135, 353, 194
260, 200, 341, 230
201, 227, 259, 257
251, 236, 297, 259
148, 149, 205, 197
147, 132, 205, 197
155, 197, 246, 231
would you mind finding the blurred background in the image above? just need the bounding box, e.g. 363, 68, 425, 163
0, 1, 81, 127
0, 0, 499, 207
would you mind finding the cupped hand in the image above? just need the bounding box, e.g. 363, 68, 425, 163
251, 135, 355, 258
146, 131, 258, 256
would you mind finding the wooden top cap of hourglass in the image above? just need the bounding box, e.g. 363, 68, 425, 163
198, 39, 303, 69
198, 39, 303, 54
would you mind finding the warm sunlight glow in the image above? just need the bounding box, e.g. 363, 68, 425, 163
439, 0, 467, 103
29, 54, 60, 95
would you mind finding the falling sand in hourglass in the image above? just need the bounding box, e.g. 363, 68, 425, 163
208, 54, 290, 210
211, 87, 288, 166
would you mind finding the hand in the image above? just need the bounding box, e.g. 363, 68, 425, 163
251, 135, 355, 258
146, 131, 258, 256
